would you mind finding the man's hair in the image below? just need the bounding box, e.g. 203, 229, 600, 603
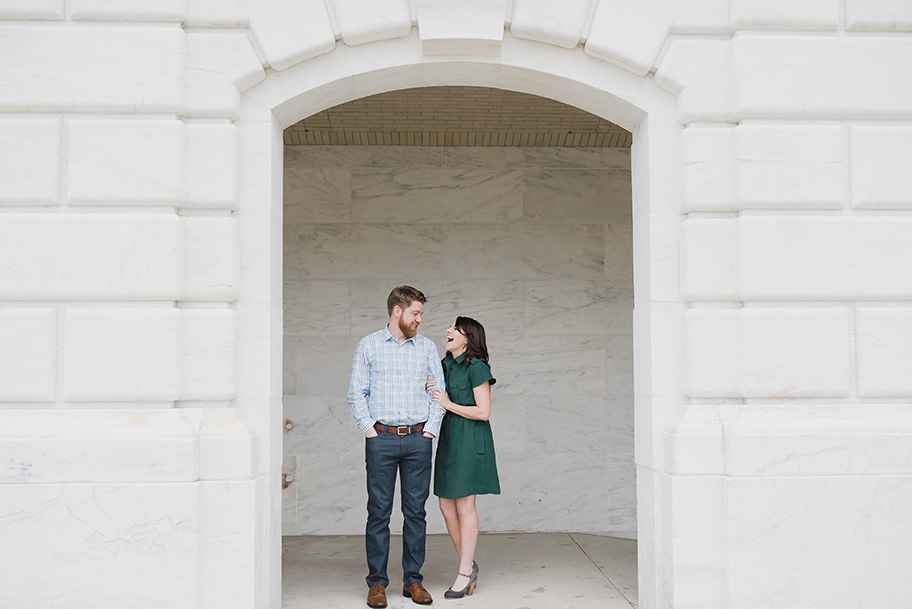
387, 285, 427, 316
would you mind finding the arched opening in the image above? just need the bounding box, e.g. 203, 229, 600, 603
280, 85, 637, 605
237, 36, 680, 607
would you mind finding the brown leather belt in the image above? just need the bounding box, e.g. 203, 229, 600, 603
374, 422, 426, 435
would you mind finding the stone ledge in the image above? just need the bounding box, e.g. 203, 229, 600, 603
0, 408, 255, 483
667, 404, 912, 476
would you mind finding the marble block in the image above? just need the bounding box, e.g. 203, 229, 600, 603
727, 476, 912, 608
654, 38, 732, 122
283, 279, 352, 336
669, 0, 730, 33
64, 309, 183, 402
284, 167, 352, 223
186, 0, 249, 26
199, 480, 258, 608
510, 0, 595, 49
585, 0, 670, 76
185, 123, 239, 208
664, 474, 726, 608
184, 216, 240, 302
855, 308, 912, 397
739, 308, 850, 398
0, 213, 184, 301
0, 483, 199, 609
729, 0, 838, 30
732, 36, 912, 118
290, 443, 368, 535
0, 309, 56, 402
524, 168, 632, 225
723, 404, 912, 476
330, 0, 412, 46
68, 119, 184, 206
735, 125, 845, 208
70, 0, 186, 20
417, 0, 506, 55
351, 168, 523, 224
182, 310, 238, 401
282, 396, 356, 458
605, 350, 635, 394
496, 450, 617, 532
188, 32, 265, 118
738, 216, 912, 299
605, 224, 634, 282
525, 279, 633, 335
286, 224, 442, 280
684, 309, 739, 398
681, 127, 735, 211
0, 26, 185, 112
0, 409, 197, 483
685, 308, 850, 398
845, 0, 912, 31
850, 126, 912, 208
0, 118, 61, 205
287, 335, 361, 397
667, 405, 727, 475
679, 219, 736, 301
183, 409, 256, 480
524, 393, 634, 454
250, 0, 336, 71
494, 335, 606, 394
442, 223, 605, 280
0, 0, 63, 19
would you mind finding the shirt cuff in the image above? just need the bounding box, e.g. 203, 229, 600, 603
425, 416, 443, 437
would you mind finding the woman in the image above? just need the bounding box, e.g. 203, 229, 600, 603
431, 316, 500, 599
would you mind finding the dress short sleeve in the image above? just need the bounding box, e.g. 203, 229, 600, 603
467, 359, 496, 388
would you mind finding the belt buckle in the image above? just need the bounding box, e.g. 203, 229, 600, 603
397, 426, 408, 435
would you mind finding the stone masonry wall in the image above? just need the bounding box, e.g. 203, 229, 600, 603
1, 1, 912, 608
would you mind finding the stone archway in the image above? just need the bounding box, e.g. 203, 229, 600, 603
3, 3, 910, 609
238, 28, 682, 608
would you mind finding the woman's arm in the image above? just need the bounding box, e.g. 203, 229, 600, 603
432, 382, 491, 421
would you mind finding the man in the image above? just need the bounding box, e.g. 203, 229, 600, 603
348, 286, 446, 608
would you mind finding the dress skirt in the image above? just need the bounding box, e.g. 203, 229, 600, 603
433, 411, 500, 499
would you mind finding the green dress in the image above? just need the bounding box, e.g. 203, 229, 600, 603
433, 352, 501, 499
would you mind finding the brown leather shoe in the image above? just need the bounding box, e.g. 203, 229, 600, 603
403, 581, 433, 605
367, 584, 387, 608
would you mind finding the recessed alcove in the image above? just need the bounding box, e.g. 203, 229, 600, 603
280, 86, 637, 604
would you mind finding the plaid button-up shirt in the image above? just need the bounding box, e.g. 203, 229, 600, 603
348, 325, 447, 437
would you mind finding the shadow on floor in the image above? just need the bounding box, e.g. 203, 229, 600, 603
283, 532, 637, 609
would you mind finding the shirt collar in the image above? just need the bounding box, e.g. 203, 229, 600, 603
383, 324, 416, 344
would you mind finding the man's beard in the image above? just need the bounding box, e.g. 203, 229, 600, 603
399, 317, 418, 338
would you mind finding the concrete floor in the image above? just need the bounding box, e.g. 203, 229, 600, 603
283, 533, 637, 609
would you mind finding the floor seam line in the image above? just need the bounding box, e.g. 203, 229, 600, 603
568, 533, 636, 609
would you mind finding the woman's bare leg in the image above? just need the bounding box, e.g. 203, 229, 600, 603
450, 495, 478, 591
439, 497, 462, 558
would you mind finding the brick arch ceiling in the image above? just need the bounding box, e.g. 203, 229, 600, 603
284, 86, 632, 147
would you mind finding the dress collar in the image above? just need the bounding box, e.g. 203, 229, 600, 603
445, 351, 467, 365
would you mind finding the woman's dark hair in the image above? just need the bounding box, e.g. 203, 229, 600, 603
454, 316, 490, 369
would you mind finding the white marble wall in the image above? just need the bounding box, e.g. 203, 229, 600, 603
282, 146, 636, 537
3, 1, 912, 607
